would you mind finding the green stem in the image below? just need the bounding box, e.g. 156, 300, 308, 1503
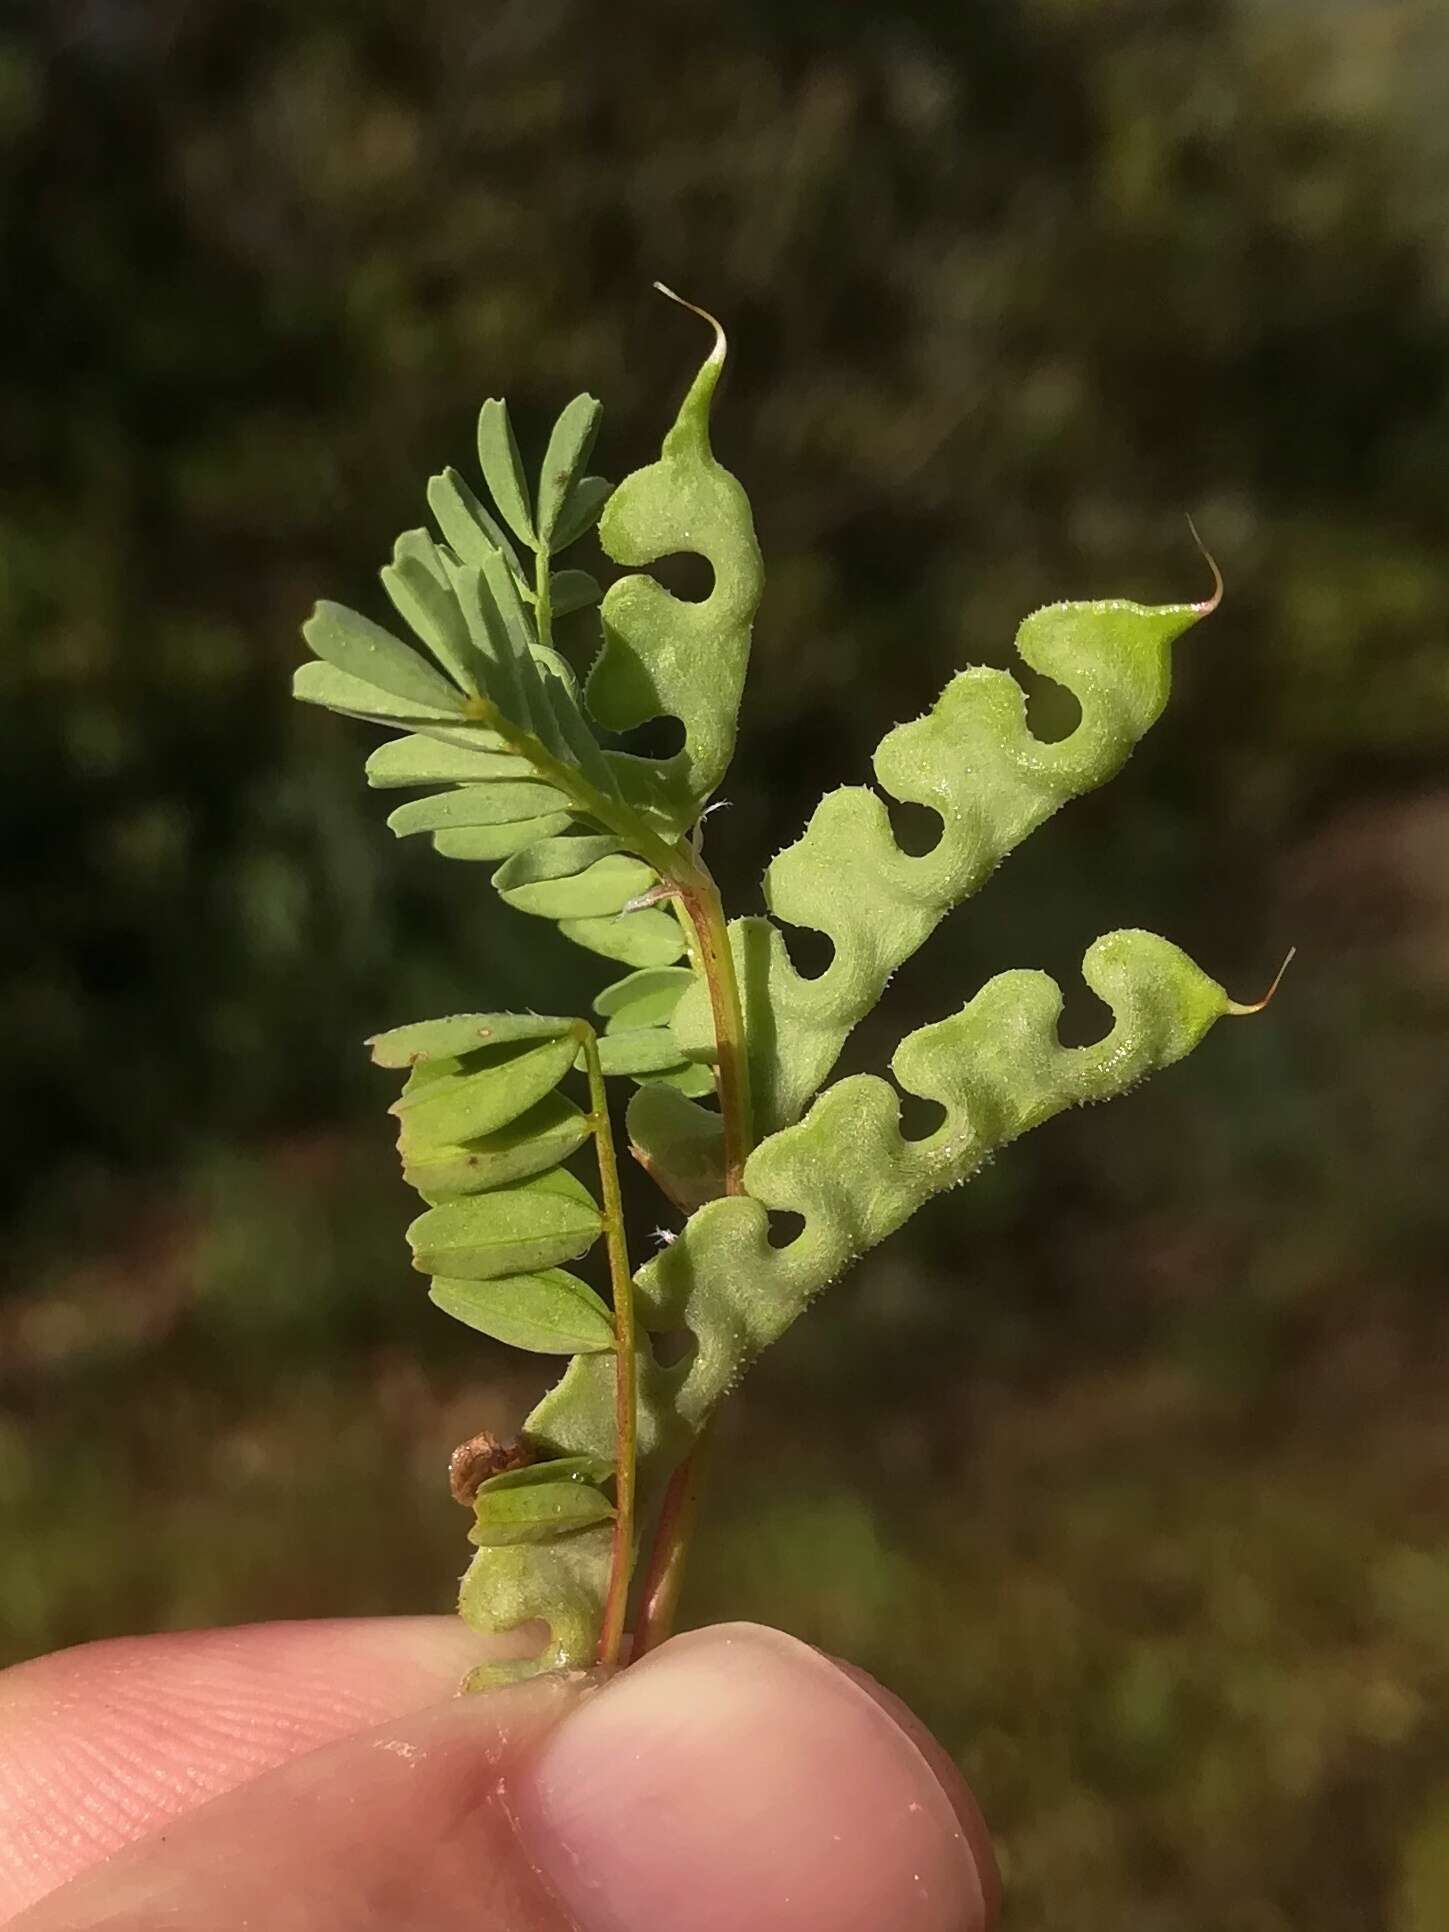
673, 860, 752, 1190
632, 850, 753, 1657
533, 546, 554, 654
578, 1023, 637, 1669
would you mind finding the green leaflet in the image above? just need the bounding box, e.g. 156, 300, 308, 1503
549, 569, 602, 616
432, 816, 575, 862
551, 477, 611, 553
386, 783, 570, 837
672, 595, 1213, 1136
493, 838, 656, 919
429, 1270, 616, 1354
595, 1026, 691, 1078
407, 1166, 601, 1279
588, 300, 765, 836
558, 907, 688, 968
536, 395, 603, 548
294, 382, 719, 1022
401, 1093, 591, 1200
391, 1032, 580, 1144
369, 1012, 573, 1065
595, 966, 695, 1029
364, 735, 531, 788
476, 399, 537, 547
469, 1474, 615, 1546
625, 1083, 726, 1212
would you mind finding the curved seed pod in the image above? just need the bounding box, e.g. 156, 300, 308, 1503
672, 594, 1216, 1136
588, 294, 765, 836
525, 933, 1231, 1549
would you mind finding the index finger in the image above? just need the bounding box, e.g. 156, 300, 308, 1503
0, 1614, 530, 1919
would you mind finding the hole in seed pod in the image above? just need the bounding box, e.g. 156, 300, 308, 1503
885, 796, 943, 858
896, 1092, 946, 1142
646, 551, 715, 603
780, 923, 833, 981
1020, 665, 1082, 745
616, 712, 687, 760
767, 1210, 806, 1251
1055, 974, 1114, 1048
650, 1328, 694, 1369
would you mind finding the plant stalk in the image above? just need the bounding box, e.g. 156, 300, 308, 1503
579, 1023, 638, 1670
632, 848, 753, 1656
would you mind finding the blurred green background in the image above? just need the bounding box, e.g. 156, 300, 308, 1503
3, 0, 1448, 1924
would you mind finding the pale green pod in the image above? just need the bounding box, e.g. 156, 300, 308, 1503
672, 594, 1215, 1135
589, 301, 764, 836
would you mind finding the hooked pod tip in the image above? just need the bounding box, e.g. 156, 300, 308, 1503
1185, 514, 1225, 616
653, 282, 727, 365
1227, 945, 1296, 1016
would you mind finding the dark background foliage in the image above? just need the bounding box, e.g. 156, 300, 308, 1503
2, 2, 1447, 1924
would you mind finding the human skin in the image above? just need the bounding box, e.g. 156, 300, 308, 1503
0, 1617, 998, 1931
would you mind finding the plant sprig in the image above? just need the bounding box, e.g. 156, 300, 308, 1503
294, 289, 1270, 1685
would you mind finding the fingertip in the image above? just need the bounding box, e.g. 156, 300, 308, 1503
0, 1615, 535, 1917
515, 1621, 995, 1932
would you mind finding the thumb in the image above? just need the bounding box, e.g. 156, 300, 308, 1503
10, 1622, 996, 1932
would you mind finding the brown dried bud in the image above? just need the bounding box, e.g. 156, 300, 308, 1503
448, 1430, 534, 1507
